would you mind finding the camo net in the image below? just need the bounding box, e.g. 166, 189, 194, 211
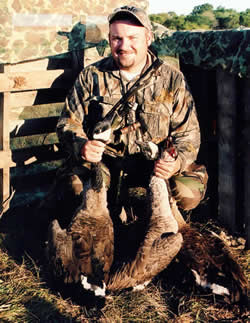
0, 1, 249, 78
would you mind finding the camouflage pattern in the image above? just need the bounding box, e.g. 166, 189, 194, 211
56, 52, 201, 174
170, 163, 208, 211
1, 1, 249, 79
152, 27, 250, 78
0, 0, 148, 64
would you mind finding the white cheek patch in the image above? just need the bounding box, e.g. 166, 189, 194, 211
210, 283, 230, 296
148, 141, 159, 159
132, 280, 151, 291
80, 275, 106, 297
93, 128, 111, 142
191, 270, 230, 296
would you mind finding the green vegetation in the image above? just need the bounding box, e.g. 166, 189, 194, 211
150, 3, 250, 30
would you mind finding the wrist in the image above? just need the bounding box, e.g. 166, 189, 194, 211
173, 158, 181, 175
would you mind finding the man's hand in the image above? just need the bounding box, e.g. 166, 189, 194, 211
154, 157, 180, 180
81, 140, 106, 163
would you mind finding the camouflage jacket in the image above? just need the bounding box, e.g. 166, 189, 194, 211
57, 52, 201, 172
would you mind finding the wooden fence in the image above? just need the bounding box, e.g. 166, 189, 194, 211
0, 56, 79, 211
0, 55, 249, 248
181, 61, 249, 248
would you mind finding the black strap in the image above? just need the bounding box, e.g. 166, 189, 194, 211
105, 57, 163, 124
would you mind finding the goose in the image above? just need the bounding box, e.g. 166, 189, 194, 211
46, 162, 114, 303
107, 141, 183, 291
171, 224, 248, 306
134, 139, 248, 306
47, 121, 114, 303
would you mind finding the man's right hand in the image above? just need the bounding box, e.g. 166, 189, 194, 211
81, 140, 106, 163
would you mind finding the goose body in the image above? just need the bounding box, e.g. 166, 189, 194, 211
107, 150, 183, 291
173, 224, 248, 305
129, 140, 248, 306
47, 163, 114, 300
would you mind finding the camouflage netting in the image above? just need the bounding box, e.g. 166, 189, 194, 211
152, 27, 250, 78
0, 0, 148, 63
1, 0, 250, 78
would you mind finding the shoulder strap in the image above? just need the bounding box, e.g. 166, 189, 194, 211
105, 57, 163, 124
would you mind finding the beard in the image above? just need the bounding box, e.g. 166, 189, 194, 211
114, 50, 136, 70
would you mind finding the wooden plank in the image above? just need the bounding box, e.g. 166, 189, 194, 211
11, 145, 65, 166
10, 102, 64, 120
0, 93, 10, 151
216, 68, 237, 232
11, 159, 64, 178
180, 61, 218, 219
10, 116, 59, 137
5, 60, 50, 72
0, 146, 64, 169
242, 79, 250, 249
8, 57, 72, 73
0, 150, 12, 168
0, 66, 11, 207
11, 90, 38, 108
0, 69, 76, 92
10, 132, 59, 150
0, 167, 10, 207
11, 90, 67, 108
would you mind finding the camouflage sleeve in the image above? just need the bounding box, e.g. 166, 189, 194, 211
170, 74, 200, 172
56, 69, 92, 162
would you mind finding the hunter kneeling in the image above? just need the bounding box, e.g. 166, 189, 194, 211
41, 6, 208, 296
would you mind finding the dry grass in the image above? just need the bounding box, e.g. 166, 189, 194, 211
0, 209, 249, 323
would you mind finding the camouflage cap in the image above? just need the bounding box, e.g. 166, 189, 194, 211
108, 6, 152, 31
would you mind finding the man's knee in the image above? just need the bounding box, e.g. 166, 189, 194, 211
170, 164, 208, 211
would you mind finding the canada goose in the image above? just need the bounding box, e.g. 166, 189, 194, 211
107, 141, 183, 291
47, 162, 114, 302
128, 140, 248, 306
173, 224, 248, 306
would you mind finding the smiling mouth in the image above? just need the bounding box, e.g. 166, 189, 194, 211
117, 51, 134, 56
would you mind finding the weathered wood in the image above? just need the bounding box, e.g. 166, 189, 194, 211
0, 168, 10, 205
10, 116, 59, 137
0, 59, 72, 210
6, 57, 72, 73
0, 62, 11, 207
5, 60, 50, 73
11, 91, 38, 108
10, 102, 64, 120
216, 68, 237, 232
11, 89, 67, 108
0, 92, 10, 151
0, 69, 75, 92
11, 159, 64, 178
0, 87, 11, 208
0, 151, 12, 168
11, 145, 64, 166
179, 61, 218, 220
242, 79, 250, 248
10, 133, 59, 150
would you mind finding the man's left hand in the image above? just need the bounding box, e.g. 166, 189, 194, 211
154, 158, 180, 180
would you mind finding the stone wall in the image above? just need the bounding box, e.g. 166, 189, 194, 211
0, 0, 149, 63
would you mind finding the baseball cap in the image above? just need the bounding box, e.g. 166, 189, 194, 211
108, 6, 152, 31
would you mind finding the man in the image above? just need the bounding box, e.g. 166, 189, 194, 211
56, 6, 207, 228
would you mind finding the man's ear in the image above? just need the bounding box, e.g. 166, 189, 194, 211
146, 30, 153, 47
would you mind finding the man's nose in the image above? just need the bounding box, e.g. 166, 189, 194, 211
119, 38, 131, 50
